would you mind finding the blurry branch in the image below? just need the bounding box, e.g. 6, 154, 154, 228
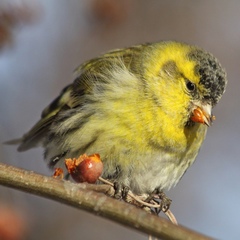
0, 162, 213, 240
0, 2, 40, 49
90, 0, 130, 26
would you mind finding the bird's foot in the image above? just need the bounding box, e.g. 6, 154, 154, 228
113, 182, 130, 200
146, 189, 172, 213
157, 191, 172, 212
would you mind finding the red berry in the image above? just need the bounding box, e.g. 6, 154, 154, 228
65, 154, 103, 183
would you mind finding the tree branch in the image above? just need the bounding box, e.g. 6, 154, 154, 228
0, 162, 213, 240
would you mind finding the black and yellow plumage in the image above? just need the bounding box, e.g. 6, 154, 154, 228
8, 41, 227, 194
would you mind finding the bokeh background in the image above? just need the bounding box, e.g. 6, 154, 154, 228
0, 0, 239, 239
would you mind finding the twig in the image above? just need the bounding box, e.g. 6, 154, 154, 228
99, 177, 178, 225
0, 162, 213, 240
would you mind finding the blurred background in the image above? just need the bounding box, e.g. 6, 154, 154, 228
0, 0, 239, 239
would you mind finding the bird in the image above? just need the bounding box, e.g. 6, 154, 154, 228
7, 41, 227, 196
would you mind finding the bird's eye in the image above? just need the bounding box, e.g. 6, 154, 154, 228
186, 80, 196, 92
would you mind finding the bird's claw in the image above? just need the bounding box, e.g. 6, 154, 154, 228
113, 182, 129, 200
158, 191, 172, 212
146, 189, 172, 213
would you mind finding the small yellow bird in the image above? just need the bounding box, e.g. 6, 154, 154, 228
8, 41, 227, 196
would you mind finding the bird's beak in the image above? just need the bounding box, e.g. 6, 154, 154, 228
190, 103, 214, 127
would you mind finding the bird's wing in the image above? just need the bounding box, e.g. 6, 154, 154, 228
9, 45, 146, 151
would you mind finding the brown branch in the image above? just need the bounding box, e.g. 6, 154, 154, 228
0, 162, 213, 240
